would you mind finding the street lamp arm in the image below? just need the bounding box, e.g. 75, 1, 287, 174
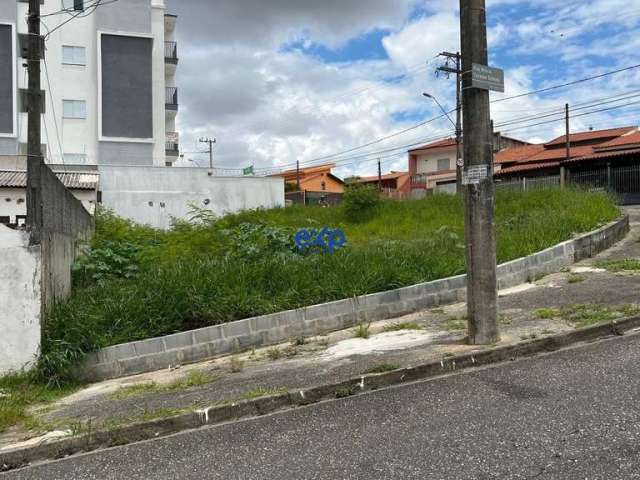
423, 92, 457, 130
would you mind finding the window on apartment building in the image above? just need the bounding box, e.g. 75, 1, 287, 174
437, 158, 450, 172
62, 0, 85, 11
0, 24, 13, 135
62, 46, 86, 66
64, 153, 88, 164
63, 100, 87, 119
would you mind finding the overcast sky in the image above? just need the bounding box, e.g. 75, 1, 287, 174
168, 0, 640, 178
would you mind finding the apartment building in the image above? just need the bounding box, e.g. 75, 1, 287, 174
0, 0, 179, 167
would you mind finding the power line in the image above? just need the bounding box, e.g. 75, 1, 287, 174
43, 0, 120, 40
42, 56, 65, 165
490, 63, 640, 104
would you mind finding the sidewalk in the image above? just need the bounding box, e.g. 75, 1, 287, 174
2, 207, 639, 452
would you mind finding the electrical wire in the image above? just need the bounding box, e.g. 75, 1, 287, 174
42, 56, 65, 165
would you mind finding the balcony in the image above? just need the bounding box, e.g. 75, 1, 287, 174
164, 13, 177, 33
165, 87, 178, 113
165, 41, 178, 64
165, 142, 179, 157
410, 174, 428, 190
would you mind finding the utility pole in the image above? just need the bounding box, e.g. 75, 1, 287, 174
436, 51, 463, 189
377, 158, 382, 192
296, 159, 301, 191
199, 137, 216, 169
460, 0, 499, 345
561, 103, 570, 188
26, 0, 43, 244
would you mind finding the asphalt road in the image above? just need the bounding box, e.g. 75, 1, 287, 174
5, 333, 640, 480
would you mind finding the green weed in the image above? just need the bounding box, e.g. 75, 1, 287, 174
567, 274, 586, 284
533, 308, 559, 319
364, 363, 400, 374
383, 322, 423, 332
242, 387, 287, 400
595, 258, 640, 272
443, 316, 467, 331
352, 322, 372, 339
111, 370, 217, 400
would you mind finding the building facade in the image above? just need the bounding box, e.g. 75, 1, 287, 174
408, 134, 529, 194
0, 0, 178, 167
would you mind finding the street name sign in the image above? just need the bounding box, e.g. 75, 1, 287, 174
471, 64, 504, 92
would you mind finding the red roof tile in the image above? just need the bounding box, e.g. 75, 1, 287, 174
566, 147, 640, 163
496, 161, 559, 175
408, 138, 456, 153
357, 172, 409, 182
545, 126, 636, 146
594, 130, 640, 150
494, 144, 545, 164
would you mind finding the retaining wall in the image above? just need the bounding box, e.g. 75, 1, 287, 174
80, 216, 630, 381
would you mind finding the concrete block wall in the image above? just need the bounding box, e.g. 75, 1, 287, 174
80, 216, 630, 382
39, 164, 94, 308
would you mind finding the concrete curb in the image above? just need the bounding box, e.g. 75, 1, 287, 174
3, 314, 640, 473
78, 215, 630, 382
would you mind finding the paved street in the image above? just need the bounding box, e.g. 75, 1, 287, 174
5, 332, 640, 479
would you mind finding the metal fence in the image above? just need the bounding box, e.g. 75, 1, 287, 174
495, 175, 560, 191
496, 164, 640, 205
285, 191, 343, 206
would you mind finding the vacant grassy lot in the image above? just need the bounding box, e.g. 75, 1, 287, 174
37, 187, 618, 383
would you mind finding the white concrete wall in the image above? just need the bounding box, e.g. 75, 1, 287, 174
0, 187, 96, 224
0, 225, 41, 374
99, 166, 286, 229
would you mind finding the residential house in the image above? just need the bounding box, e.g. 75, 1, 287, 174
0, 169, 99, 227
0, 0, 179, 167
495, 126, 640, 204
408, 134, 529, 194
273, 163, 345, 205
495, 126, 637, 178
355, 171, 411, 199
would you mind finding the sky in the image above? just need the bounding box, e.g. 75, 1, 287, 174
169, 0, 640, 178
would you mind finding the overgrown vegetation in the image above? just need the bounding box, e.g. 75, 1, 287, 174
0, 373, 77, 434
352, 322, 372, 339
364, 363, 401, 374
595, 258, 640, 272
35, 188, 618, 385
533, 303, 640, 327
383, 322, 423, 332
111, 370, 218, 400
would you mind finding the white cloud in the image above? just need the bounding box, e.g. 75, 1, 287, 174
170, 0, 640, 177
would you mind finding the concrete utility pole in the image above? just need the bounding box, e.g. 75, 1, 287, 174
199, 137, 216, 169
460, 0, 499, 344
26, 0, 43, 244
378, 158, 382, 192
296, 160, 301, 191
436, 51, 463, 189
561, 103, 570, 188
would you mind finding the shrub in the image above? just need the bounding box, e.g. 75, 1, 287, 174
72, 241, 140, 288
342, 184, 381, 223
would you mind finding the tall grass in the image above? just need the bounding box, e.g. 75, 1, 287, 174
39, 188, 618, 383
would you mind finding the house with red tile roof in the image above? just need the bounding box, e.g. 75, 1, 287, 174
495, 126, 640, 204
355, 171, 412, 199
408, 134, 529, 194
271, 163, 345, 194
